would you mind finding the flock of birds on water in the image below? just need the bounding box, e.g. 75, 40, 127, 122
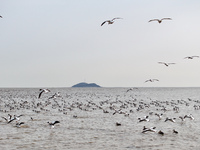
1, 87, 199, 138
0, 14, 199, 145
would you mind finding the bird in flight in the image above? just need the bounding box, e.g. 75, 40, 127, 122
158, 62, 176, 67
145, 79, 159, 83
0, 16, 2, 18
38, 89, 50, 99
47, 121, 60, 129
148, 18, 172, 23
101, 17, 122, 26
184, 56, 199, 59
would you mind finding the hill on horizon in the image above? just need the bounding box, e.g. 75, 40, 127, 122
72, 82, 101, 88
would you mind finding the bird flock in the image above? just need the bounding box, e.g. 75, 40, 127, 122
101, 16, 199, 84
1, 87, 199, 139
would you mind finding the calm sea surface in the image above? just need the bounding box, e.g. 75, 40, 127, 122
0, 87, 200, 150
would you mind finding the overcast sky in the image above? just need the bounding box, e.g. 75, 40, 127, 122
1, 0, 200, 87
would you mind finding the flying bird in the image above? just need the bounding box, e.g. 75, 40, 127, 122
158, 62, 176, 67
0, 16, 2, 18
47, 121, 60, 128
145, 79, 159, 83
38, 89, 50, 99
101, 17, 122, 26
148, 18, 172, 23
16, 122, 25, 128
184, 56, 199, 59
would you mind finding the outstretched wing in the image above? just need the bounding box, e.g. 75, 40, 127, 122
38, 91, 44, 99
101, 21, 107, 26
168, 63, 176, 65
148, 19, 159, 22
161, 18, 172, 21
112, 17, 122, 21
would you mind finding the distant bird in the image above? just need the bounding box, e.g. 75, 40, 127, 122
14, 115, 23, 122
16, 122, 25, 128
38, 89, 50, 99
165, 117, 176, 123
155, 113, 163, 120
158, 130, 164, 136
148, 18, 172, 23
116, 122, 122, 126
173, 129, 178, 134
138, 116, 149, 122
158, 62, 176, 67
184, 114, 194, 120
0, 16, 2, 18
142, 126, 156, 133
101, 17, 122, 26
179, 116, 185, 122
126, 88, 138, 93
47, 121, 60, 128
7, 117, 16, 124
48, 92, 61, 99
184, 56, 199, 59
2, 114, 12, 123
145, 79, 159, 83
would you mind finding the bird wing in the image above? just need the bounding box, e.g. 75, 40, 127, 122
192, 56, 199, 58
148, 19, 159, 22
101, 21, 107, 26
153, 79, 159, 81
161, 18, 172, 20
112, 17, 122, 21
2, 117, 8, 121
53, 121, 60, 125
38, 91, 44, 99
168, 63, 176, 65
8, 118, 16, 123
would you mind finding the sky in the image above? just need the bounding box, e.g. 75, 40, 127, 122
1, 0, 200, 87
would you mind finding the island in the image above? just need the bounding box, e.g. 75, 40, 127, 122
72, 82, 101, 88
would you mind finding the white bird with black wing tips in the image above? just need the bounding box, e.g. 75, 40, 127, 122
47, 121, 60, 128
38, 89, 50, 99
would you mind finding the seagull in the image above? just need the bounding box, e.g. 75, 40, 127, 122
2, 114, 12, 122
158, 62, 176, 67
179, 116, 185, 121
38, 89, 50, 99
101, 17, 122, 26
126, 88, 138, 93
138, 116, 149, 122
116, 122, 122, 126
148, 18, 172, 23
14, 115, 23, 122
173, 129, 178, 134
145, 79, 159, 83
184, 56, 199, 59
7, 117, 16, 124
48, 92, 61, 99
16, 122, 25, 128
142, 126, 156, 133
184, 114, 194, 120
155, 113, 163, 120
165, 117, 176, 123
158, 130, 164, 136
47, 121, 60, 128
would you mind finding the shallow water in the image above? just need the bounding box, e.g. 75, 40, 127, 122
0, 87, 200, 150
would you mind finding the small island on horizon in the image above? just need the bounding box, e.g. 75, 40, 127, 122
72, 82, 101, 88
